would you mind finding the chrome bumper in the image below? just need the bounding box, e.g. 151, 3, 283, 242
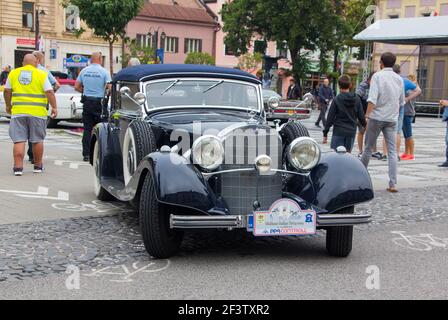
169, 213, 371, 229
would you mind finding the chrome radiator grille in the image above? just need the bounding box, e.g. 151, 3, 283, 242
217, 126, 283, 215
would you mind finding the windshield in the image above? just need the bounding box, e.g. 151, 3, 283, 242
145, 79, 260, 111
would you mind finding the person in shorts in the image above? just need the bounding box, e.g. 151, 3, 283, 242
323, 75, 366, 153
2, 54, 57, 176
381, 65, 421, 161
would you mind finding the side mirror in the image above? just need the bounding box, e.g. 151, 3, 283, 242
120, 86, 146, 106
268, 97, 280, 110
134, 92, 146, 105
303, 92, 313, 102
120, 86, 131, 96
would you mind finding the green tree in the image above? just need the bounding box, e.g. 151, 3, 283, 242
184, 52, 215, 65
221, 0, 338, 87
236, 52, 263, 73
122, 39, 156, 66
67, 0, 144, 74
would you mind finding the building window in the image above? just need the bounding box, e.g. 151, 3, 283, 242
164, 37, 179, 53
387, 0, 401, 9
254, 40, 267, 54
136, 34, 152, 48
65, 6, 81, 31
224, 45, 234, 56
405, 6, 416, 18
22, 1, 34, 28
184, 38, 202, 53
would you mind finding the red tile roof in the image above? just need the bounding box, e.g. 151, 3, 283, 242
138, 3, 216, 25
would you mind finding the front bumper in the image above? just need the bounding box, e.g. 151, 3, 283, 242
170, 213, 371, 229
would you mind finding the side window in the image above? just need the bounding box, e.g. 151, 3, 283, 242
120, 83, 141, 112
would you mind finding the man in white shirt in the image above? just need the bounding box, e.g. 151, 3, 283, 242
360, 52, 405, 193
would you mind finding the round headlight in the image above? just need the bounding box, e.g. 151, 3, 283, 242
192, 135, 224, 171
288, 137, 321, 171
268, 97, 280, 110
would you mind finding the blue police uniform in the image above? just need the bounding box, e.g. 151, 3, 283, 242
77, 63, 112, 160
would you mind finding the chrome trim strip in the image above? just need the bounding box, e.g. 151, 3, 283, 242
202, 167, 310, 178
169, 213, 371, 229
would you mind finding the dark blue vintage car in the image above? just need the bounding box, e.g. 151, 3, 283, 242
90, 64, 374, 258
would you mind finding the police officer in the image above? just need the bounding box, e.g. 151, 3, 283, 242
3, 54, 58, 176
27, 51, 61, 163
74, 52, 111, 161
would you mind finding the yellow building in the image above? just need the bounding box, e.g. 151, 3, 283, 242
373, 0, 448, 101
0, 0, 121, 77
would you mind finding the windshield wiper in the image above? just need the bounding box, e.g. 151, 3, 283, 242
202, 80, 224, 94
161, 79, 180, 95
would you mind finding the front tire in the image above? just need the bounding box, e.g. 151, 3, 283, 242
326, 206, 354, 257
123, 121, 157, 186
139, 173, 183, 258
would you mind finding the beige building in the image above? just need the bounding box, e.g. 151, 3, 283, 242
373, 0, 448, 101
0, 0, 121, 77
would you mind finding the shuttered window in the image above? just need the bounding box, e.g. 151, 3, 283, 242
165, 37, 179, 53
184, 38, 202, 53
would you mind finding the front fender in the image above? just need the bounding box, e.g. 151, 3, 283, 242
285, 152, 374, 213
126, 152, 219, 214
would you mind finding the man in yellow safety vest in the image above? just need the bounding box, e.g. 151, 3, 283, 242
3, 54, 57, 176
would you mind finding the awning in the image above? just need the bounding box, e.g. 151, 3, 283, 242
353, 16, 448, 45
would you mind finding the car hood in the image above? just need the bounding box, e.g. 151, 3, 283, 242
150, 109, 265, 134
148, 109, 266, 146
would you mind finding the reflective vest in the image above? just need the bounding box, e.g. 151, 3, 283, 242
8, 65, 48, 117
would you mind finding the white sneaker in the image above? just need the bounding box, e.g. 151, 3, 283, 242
13, 168, 23, 176
33, 166, 44, 173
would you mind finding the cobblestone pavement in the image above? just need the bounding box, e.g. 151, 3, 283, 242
1, 185, 447, 283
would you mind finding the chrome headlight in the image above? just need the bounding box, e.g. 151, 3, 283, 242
268, 97, 280, 110
288, 137, 321, 171
192, 135, 224, 171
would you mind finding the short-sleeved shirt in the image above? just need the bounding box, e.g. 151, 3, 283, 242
4, 75, 52, 92
38, 64, 57, 86
4, 67, 52, 118
403, 77, 417, 93
367, 68, 405, 123
77, 63, 111, 98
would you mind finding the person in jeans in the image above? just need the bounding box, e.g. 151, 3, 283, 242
315, 78, 334, 128
401, 74, 421, 160
74, 52, 111, 161
323, 75, 366, 153
439, 99, 448, 168
361, 52, 405, 193
356, 73, 377, 157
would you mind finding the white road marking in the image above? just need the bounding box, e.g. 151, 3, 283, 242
0, 186, 69, 201
54, 160, 90, 169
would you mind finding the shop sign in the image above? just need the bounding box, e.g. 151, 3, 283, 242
64, 55, 90, 68
16, 38, 36, 47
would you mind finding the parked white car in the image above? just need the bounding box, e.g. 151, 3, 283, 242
0, 84, 83, 128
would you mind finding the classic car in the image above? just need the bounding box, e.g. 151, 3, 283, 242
0, 84, 83, 128
263, 89, 312, 124
91, 64, 374, 259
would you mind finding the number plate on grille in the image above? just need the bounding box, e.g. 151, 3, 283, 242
252, 199, 316, 236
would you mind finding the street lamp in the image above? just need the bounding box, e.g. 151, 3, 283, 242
147, 26, 166, 64
34, 8, 46, 51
